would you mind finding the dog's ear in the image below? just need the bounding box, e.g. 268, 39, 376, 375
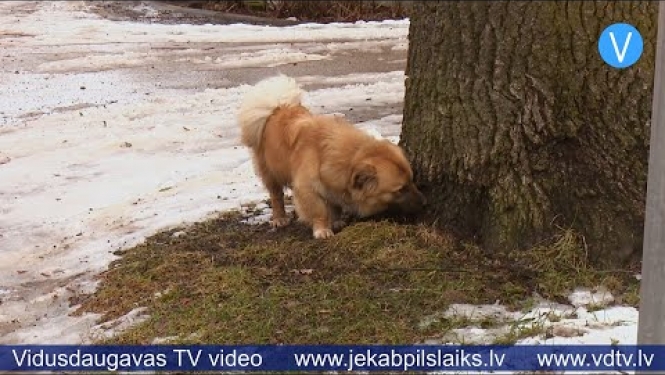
351, 163, 378, 191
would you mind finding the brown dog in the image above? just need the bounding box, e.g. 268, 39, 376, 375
238, 75, 425, 239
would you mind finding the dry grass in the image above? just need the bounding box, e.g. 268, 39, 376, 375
76, 208, 640, 345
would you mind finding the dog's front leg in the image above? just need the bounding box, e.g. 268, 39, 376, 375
329, 205, 348, 232
292, 184, 334, 239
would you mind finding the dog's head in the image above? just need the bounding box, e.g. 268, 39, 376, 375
349, 140, 427, 218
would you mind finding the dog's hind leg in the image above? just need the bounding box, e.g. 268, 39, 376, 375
266, 182, 290, 228
254, 156, 290, 228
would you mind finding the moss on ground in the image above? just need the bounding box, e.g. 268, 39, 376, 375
77, 210, 640, 345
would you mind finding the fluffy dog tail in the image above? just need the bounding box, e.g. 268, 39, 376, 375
238, 75, 303, 149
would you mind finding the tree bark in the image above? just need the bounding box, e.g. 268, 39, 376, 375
401, 1, 657, 264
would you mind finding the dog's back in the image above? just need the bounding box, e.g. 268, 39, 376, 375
258, 105, 313, 187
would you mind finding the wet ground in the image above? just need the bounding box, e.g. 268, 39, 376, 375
2, 1, 407, 126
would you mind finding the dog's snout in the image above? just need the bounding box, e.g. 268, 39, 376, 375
419, 193, 428, 207
411, 184, 427, 207
393, 184, 427, 215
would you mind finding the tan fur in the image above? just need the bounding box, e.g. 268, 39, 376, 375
238, 76, 425, 239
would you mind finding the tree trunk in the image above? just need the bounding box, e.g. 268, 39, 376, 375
401, 1, 657, 265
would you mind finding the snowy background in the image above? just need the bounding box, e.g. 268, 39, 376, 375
0, 0, 639, 355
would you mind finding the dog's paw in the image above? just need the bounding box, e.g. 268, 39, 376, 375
332, 220, 347, 232
270, 217, 290, 228
313, 228, 335, 239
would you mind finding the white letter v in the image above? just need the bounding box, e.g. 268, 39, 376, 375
610, 31, 632, 63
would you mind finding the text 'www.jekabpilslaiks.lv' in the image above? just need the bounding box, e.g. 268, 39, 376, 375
294, 348, 506, 371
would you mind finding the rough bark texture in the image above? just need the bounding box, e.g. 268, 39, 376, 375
401, 1, 657, 265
